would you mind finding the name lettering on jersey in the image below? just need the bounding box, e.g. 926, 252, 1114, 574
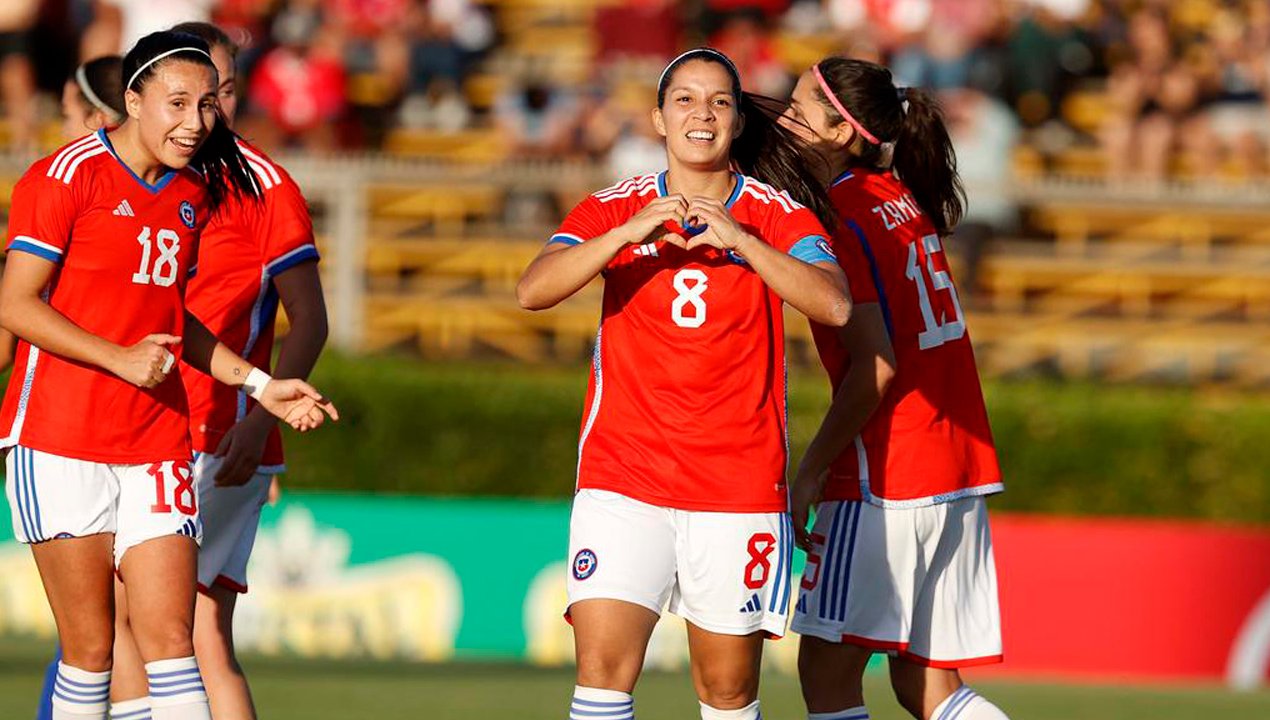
871, 193, 922, 231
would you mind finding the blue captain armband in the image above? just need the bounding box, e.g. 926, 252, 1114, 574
788, 235, 836, 265
547, 233, 584, 247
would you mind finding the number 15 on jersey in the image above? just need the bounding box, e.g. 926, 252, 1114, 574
905, 233, 965, 350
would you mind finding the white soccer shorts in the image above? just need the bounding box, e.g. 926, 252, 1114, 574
4, 445, 202, 566
566, 489, 795, 637
791, 496, 1003, 667
192, 452, 273, 594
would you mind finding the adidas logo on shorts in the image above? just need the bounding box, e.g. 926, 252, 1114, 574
112, 199, 136, 217
739, 592, 762, 613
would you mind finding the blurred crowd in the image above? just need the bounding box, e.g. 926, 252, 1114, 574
0, 0, 1268, 181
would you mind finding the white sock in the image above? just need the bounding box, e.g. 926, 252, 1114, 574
571, 686, 634, 720
110, 697, 152, 720
809, 706, 869, 720
145, 657, 209, 720
700, 699, 761, 720
932, 686, 1009, 720
51, 662, 110, 719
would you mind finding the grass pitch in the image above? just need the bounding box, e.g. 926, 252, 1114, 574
2, 636, 1267, 719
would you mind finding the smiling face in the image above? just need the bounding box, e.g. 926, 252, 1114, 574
653, 59, 743, 171
125, 58, 218, 170
780, 70, 853, 162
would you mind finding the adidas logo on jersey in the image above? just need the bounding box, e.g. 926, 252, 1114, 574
739, 593, 762, 613
632, 242, 658, 258
112, 200, 136, 217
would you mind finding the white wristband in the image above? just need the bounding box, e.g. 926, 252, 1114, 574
243, 367, 272, 401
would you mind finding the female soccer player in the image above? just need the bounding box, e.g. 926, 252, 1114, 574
780, 57, 1010, 720
0, 30, 335, 720
518, 48, 850, 720
98, 21, 329, 720
61, 55, 126, 140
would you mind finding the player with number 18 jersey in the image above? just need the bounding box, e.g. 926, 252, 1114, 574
0, 130, 209, 563
0, 130, 207, 463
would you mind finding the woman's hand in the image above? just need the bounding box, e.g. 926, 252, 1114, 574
619, 194, 690, 247
257, 379, 339, 431
111, 334, 180, 388
684, 197, 750, 253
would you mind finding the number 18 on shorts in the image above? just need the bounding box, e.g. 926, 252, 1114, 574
565, 489, 795, 637
5, 446, 202, 566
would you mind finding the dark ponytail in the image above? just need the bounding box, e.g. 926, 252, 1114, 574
813, 57, 964, 236
891, 88, 963, 236
121, 30, 260, 212
656, 48, 837, 231
732, 92, 838, 232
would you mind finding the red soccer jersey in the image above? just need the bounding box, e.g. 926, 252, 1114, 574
814, 168, 1002, 507
182, 141, 318, 472
0, 131, 208, 463
554, 171, 836, 513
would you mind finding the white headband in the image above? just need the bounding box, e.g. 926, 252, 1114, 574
126, 47, 213, 91
657, 47, 740, 99
75, 64, 117, 119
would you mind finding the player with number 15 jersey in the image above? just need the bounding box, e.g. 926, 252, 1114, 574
785, 57, 1009, 720
815, 167, 1001, 508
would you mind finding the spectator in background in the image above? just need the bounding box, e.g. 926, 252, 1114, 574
419, 0, 495, 79
943, 87, 1020, 298
1186, 7, 1270, 177
494, 77, 580, 158
888, 0, 1003, 92
1003, 0, 1096, 127
84, 0, 214, 56
209, 0, 276, 78
397, 77, 471, 132
330, 0, 411, 89
594, 0, 682, 66
709, 8, 792, 97
1100, 7, 1201, 180
249, 2, 347, 149
0, 0, 39, 151
701, 0, 791, 36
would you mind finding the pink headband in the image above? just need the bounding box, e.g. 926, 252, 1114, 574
812, 64, 880, 145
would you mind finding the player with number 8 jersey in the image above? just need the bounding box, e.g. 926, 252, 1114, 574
558, 168, 832, 512
520, 49, 851, 720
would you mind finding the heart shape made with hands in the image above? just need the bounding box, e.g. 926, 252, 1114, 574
656, 218, 710, 249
